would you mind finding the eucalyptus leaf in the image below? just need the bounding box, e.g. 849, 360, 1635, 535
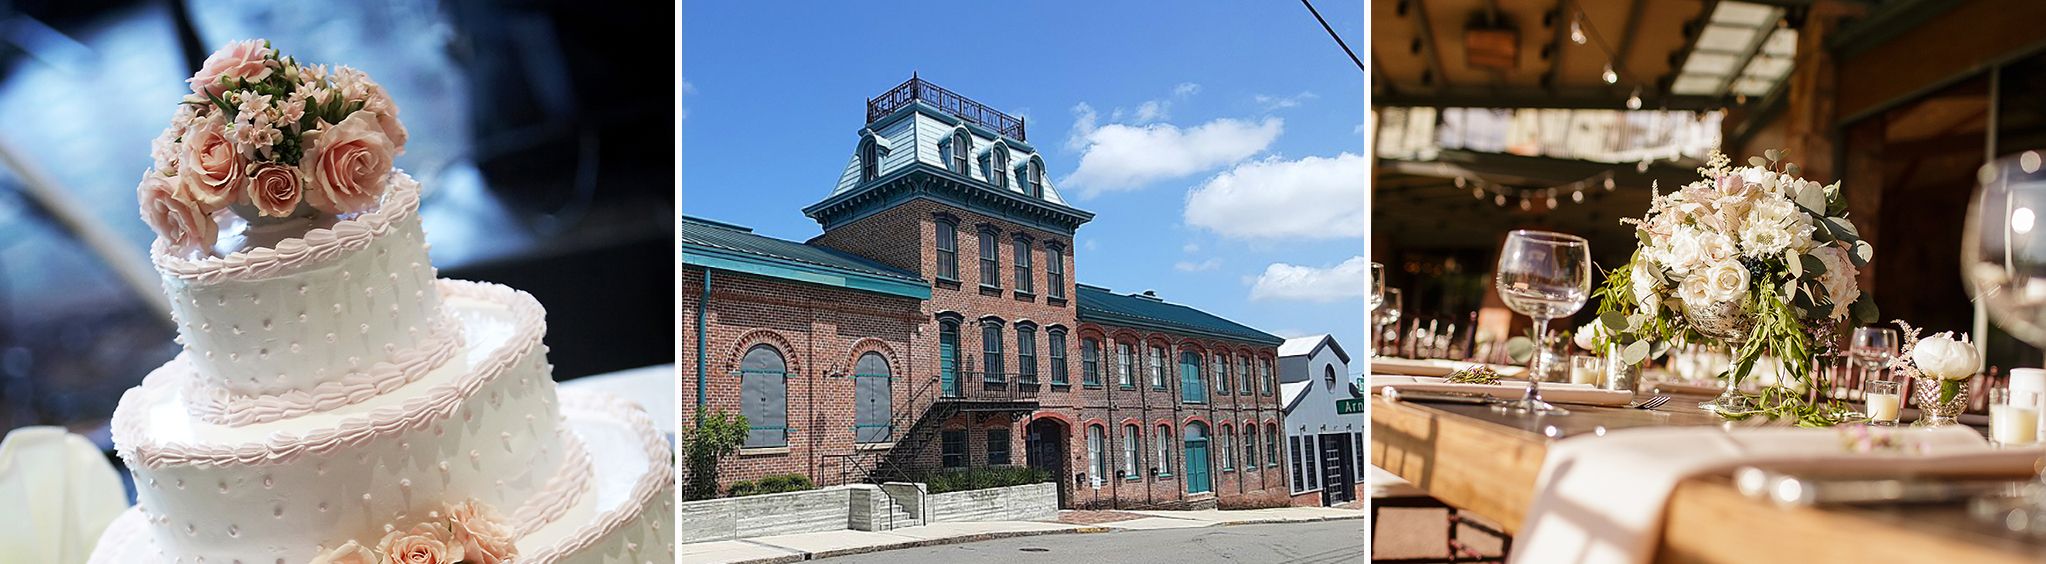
1823, 216, 1861, 241
1600, 311, 1631, 332
1650, 340, 1671, 360
1505, 336, 1535, 364
1796, 184, 1827, 213
1785, 250, 1803, 278
1765, 149, 1782, 162
1852, 295, 1880, 324
1851, 240, 1874, 267
1785, 163, 1801, 177
1623, 340, 1650, 365
1799, 254, 1826, 277
1749, 156, 1769, 168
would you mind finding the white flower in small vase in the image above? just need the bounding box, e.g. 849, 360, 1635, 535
1573, 322, 1607, 351
1912, 331, 1981, 407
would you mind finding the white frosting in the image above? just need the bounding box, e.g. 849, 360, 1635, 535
114, 281, 579, 564
156, 172, 448, 407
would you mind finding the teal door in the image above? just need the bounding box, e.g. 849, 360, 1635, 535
940, 322, 959, 397
1185, 422, 1212, 494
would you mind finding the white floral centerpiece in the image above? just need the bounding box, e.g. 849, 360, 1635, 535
139, 39, 407, 258
1593, 150, 1877, 425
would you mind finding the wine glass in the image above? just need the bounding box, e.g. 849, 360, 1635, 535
1848, 327, 1899, 400
1376, 288, 1403, 356
1495, 230, 1592, 414
1369, 262, 1387, 313
1961, 151, 2046, 525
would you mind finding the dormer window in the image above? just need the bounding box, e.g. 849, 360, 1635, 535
950, 129, 971, 174
1026, 158, 1044, 197
859, 137, 880, 181
988, 145, 1009, 189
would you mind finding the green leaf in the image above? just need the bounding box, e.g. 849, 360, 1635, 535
1600, 311, 1632, 333
1852, 294, 1880, 324
1799, 253, 1826, 277
1785, 163, 1801, 177
1505, 336, 1535, 363
1822, 216, 1861, 241
1851, 240, 1874, 267
1749, 156, 1769, 168
1785, 250, 1803, 278
1794, 182, 1827, 213
1765, 149, 1783, 162
205, 91, 237, 119
1622, 340, 1650, 365
1649, 340, 1671, 360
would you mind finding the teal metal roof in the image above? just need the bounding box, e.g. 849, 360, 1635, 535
682, 216, 930, 299
1076, 284, 1282, 346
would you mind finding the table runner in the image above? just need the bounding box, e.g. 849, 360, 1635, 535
1371, 375, 1634, 407
1510, 425, 2043, 564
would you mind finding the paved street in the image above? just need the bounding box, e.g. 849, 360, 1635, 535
810, 520, 1366, 563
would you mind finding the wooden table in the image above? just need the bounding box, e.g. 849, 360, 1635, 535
1370, 393, 2046, 563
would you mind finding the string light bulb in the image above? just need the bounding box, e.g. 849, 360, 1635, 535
1572, 190, 1585, 203
1454, 176, 1467, 188
1602, 64, 1618, 85
1495, 194, 1507, 207
1473, 188, 1485, 199
1570, 18, 1586, 45
1626, 87, 1643, 110
1546, 195, 1560, 209
1519, 198, 1532, 211
1603, 176, 1616, 191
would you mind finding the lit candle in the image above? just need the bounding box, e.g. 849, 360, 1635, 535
1570, 363, 1601, 386
1865, 392, 1901, 422
1993, 404, 2040, 446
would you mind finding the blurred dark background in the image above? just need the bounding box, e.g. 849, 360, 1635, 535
0, 0, 675, 443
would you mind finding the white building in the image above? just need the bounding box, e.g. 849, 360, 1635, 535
1277, 334, 1364, 506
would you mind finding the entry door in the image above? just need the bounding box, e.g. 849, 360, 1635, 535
1184, 424, 1212, 494
1319, 433, 1354, 504
940, 323, 959, 397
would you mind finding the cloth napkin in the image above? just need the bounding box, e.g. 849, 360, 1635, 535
1510, 425, 2042, 564
0, 427, 127, 564
1370, 376, 1633, 407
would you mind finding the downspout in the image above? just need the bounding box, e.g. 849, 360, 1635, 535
697, 269, 711, 407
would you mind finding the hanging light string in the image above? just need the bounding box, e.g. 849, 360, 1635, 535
1564, 1, 1645, 109
1456, 169, 1619, 211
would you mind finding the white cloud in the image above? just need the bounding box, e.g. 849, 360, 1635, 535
1084, 238, 1099, 251
1174, 82, 1202, 97
1184, 153, 1368, 240
1131, 100, 1168, 122
1063, 117, 1283, 196
1254, 91, 1318, 111
1251, 256, 1369, 302
1174, 258, 1222, 272
1182, 242, 1201, 253
1065, 103, 1100, 152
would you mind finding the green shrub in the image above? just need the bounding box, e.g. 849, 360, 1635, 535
919, 466, 1051, 494
681, 407, 747, 501
726, 473, 815, 497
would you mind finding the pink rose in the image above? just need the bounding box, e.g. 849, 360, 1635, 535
375, 523, 464, 564
138, 170, 217, 253
177, 113, 244, 209
187, 39, 275, 98
363, 85, 409, 152
309, 540, 376, 564
301, 111, 394, 214
445, 500, 518, 564
247, 162, 304, 217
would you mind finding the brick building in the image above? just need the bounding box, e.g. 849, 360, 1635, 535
682, 77, 1289, 509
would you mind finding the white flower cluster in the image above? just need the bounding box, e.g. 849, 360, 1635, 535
1626, 152, 1861, 320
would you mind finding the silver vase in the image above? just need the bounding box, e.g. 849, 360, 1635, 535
1687, 297, 1757, 414
1911, 377, 1970, 428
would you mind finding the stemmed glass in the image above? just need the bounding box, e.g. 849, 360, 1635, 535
1849, 327, 1899, 401
1495, 230, 1592, 414
1961, 151, 2046, 527
1369, 262, 1387, 312
1376, 288, 1403, 356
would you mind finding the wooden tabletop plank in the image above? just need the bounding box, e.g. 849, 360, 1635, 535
1369, 395, 2046, 563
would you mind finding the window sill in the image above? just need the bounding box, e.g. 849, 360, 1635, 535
935, 278, 961, 290
979, 285, 1003, 297
1119, 385, 1136, 390
740, 446, 790, 456
1083, 384, 1104, 389
854, 441, 895, 451
1046, 296, 1068, 306
1051, 383, 1071, 390
1124, 476, 1144, 482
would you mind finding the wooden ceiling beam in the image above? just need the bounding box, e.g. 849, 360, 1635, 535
1412, 0, 1450, 91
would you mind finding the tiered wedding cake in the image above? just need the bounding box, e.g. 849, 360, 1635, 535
89, 40, 673, 563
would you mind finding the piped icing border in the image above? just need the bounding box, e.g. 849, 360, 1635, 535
515, 429, 594, 535
151, 171, 422, 285
183, 312, 465, 426
521, 390, 675, 564
114, 280, 544, 469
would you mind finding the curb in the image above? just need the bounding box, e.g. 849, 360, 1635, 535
727, 526, 1116, 564
1213, 514, 1368, 527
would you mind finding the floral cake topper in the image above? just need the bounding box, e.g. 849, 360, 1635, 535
307, 499, 516, 564
139, 39, 408, 256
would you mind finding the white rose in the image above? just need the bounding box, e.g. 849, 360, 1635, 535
1631, 262, 1661, 308
1702, 261, 1750, 303
1574, 322, 1606, 351
1700, 232, 1739, 264
1678, 273, 1714, 311
1667, 228, 1705, 275
1912, 332, 1981, 380
1811, 245, 1860, 319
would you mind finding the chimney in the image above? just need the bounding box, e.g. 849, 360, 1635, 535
1137, 290, 1161, 301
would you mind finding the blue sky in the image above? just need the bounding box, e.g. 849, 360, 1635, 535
682, 1, 1367, 370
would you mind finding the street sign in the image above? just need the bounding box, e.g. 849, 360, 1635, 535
1335, 398, 1366, 415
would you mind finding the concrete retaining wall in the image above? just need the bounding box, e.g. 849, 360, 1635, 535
678, 486, 856, 543
927, 482, 1059, 522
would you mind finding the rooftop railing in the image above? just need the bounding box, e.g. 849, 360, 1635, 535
867, 76, 1027, 141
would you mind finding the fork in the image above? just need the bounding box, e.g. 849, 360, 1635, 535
1628, 395, 1671, 410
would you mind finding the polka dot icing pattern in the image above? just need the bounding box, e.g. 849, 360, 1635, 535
156, 172, 446, 403
114, 281, 581, 564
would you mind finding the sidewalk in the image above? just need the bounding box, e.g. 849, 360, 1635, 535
680, 506, 1366, 564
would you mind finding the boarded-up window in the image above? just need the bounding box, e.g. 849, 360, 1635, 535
853, 352, 892, 443
739, 345, 787, 448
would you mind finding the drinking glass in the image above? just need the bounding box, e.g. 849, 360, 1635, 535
1849, 327, 1899, 399
1965, 151, 2046, 347
1990, 388, 2042, 447
1369, 262, 1387, 313
1863, 379, 1902, 426
1495, 230, 1591, 414
1375, 288, 1403, 356
1569, 355, 1605, 387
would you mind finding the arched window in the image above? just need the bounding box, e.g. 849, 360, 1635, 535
1116, 343, 1135, 388
1016, 324, 1038, 384
977, 228, 1000, 288
950, 129, 972, 174
1026, 158, 1044, 197
938, 318, 961, 398
1044, 243, 1066, 299
1121, 424, 1140, 479
859, 137, 880, 182
1080, 338, 1101, 387
1012, 235, 1033, 293
1260, 359, 1274, 395
981, 320, 1005, 383
1087, 424, 1106, 488
1265, 425, 1279, 466
1147, 346, 1166, 389
1238, 355, 1253, 395
1179, 350, 1205, 403
1324, 364, 1339, 390
738, 344, 788, 448
1220, 424, 1235, 471
1212, 352, 1229, 395
1154, 424, 1174, 476
1048, 328, 1069, 386
853, 352, 892, 443
1243, 424, 1258, 470
988, 145, 1010, 188
934, 218, 959, 281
